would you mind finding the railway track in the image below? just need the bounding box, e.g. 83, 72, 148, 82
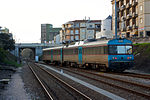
106, 72, 150, 80
45, 65, 150, 99
116, 72, 150, 79
27, 63, 54, 100
28, 62, 92, 100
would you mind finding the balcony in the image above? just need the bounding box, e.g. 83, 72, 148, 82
133, 12, 138, 18
117, 17, 121, 22
121, 27, 126, 32
120, 5, 125, 11
121, 16, 126, 21
127, 14, 132, 19
127, 26, 132, 30
132, 0, 138, 6
133, 24, 138, 29
126, 3, 132, 9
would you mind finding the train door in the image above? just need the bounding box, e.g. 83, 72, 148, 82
60, 48, 63, 63
51, 50, 53, 62
78, 47, 82, 64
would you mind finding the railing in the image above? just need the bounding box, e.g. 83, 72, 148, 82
121, 16, 126, 21
120, 5, 125, 10
133, 24, 138, 29
127, 14, 132, 19
127, 26, 132, 30
133, 12, 138, 18
132, 0, 138, 6
126, 3, 132, 8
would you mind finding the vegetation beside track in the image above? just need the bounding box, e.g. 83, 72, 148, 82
0, 48, 21, 67
133, 43, 150, 73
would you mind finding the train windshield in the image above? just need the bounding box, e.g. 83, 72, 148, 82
109, 45, 132, 54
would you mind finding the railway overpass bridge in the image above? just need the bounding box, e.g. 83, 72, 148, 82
12, 43, 61, 60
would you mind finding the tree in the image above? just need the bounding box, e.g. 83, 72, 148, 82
0, 33, 15, 51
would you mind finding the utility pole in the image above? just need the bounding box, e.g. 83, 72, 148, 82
115, 0, 118, 39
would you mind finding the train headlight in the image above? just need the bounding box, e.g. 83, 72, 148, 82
112, 57, 117, 60
127, 57, 132, 59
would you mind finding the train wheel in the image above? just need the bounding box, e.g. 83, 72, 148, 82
99, 65, 107, 72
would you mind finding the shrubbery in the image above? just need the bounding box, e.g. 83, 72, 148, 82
0, 33, 21, 67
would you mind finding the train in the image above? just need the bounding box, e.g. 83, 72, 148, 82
42, 38, 134, 72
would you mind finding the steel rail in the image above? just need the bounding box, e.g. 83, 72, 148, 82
77, 69, 150, 89
27, 63, 54, 100
35, 63, 92, 100
105, 71, 150, 80
61, 68, 150, 99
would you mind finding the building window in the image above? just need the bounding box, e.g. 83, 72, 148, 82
88, 30, 93, 33
75, 35, 79, 40
70, 30, 73, 34
129, 0, 132, 4
96, 25, 100, 28
75, 30, 79, 34
71, 36, 74, 41
140, 18, 143, 23
81, 29, 85, 33
140, 5, 143, 11
89, 25, 93, 28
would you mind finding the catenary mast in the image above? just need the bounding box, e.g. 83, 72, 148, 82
115, 0, 118, 39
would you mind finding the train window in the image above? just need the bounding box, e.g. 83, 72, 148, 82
109, 45, 132, 54
94, 47, 98, 55
89, 47, 92, 55
109, 46, 117, 54
126, 46, 132, 54
104, 46, 108, 54
83, 48, 86, 55
100, 46, 104, 54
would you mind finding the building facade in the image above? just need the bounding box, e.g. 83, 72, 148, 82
0, 26, 13, 39
0, 27, 9, 34
112, 0, 150, 38
61, 20, 101, 43
96, 15, 113, 39
41, 24, 61, 43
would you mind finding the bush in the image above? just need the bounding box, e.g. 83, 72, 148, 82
0, 48, 21, 67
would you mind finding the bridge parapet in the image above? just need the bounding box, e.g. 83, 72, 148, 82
13, 43, 62, 59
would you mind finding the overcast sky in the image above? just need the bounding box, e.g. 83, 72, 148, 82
0, 0, 112, 43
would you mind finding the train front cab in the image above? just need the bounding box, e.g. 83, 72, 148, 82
108, 39, 134, 71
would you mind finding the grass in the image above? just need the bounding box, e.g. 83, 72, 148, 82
4, 59, 22, 67
133, 42, 150, 58
133, 43, 150, 46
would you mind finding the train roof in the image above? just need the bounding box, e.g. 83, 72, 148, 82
108, 38, 132, 45
43, 38, 132, 51
43, 46, 63, 51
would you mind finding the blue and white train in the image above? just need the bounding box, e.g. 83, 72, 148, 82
42, 38, 134, 72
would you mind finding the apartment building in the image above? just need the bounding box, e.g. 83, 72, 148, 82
41, 24, 61, 43
0, 27, 9, 34
96, 15, 113, 39
0, 26, 13, 39
112, 0, 150, 38
60, 20, 101, 43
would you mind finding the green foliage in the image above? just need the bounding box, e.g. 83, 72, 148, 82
3, 60, 22, 67
133, 43, 150, 46
0, 33, 15, 51
133, 43, 150, 57
0, 48, 21, 67
0, 48, 6, 62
